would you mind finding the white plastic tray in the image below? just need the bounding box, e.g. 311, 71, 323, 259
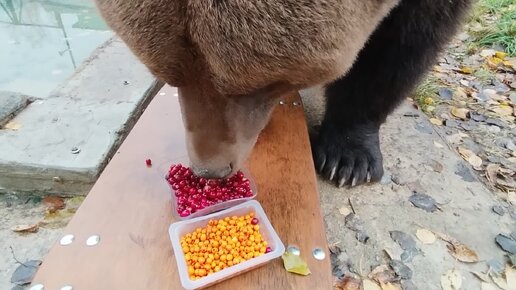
169, 200, 285, 289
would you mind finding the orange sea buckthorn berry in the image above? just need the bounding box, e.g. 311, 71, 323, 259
182, 211, 268, 278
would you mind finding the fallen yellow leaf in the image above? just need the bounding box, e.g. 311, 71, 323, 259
43, 196, 65, 213
380, 282, 402, 290
441, 269, 462, 290
454, 87, 468, 99
433, 65, 449, 73
363, 279, 382, 290
368, 264, 397, 284
480, 49, 496, 57
471, 271, 490, 282
3, 121, 21, 130
436, 232, 479, 263
485, 164, 500, 185
339, 206, 351, 216
416, 228, 436, 244
451, 107, 469, 120
495, 51, 507, 60
503, 58, 516, 71
486, 56, 504, 69
509, 192, 516, 205
281, 252, 311, 276
424, 97, 434, 105
39, 209, 75, 229
66, 196, 86, 213
446, 242, 479, 263
11, 224, 39, 233
430, 118, 443, 126
334, 276, 362, 290
459, 66, 473, 74
491, 105, 513, 116
489, 272, 507, 289
434, 141, 445, 149
506, 264, 516, 290
457, 147, 482, 169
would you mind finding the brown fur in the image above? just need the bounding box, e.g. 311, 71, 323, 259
94, 0, 400, 177
95, 0, 399, 94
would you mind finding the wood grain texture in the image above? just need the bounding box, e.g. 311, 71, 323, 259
31, 86, 332, 290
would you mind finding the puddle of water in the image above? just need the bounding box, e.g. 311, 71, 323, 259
0, 0, 114, 98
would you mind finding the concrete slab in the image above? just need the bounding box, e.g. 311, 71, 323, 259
0, 92, 31, 126
0, 37, 160, 194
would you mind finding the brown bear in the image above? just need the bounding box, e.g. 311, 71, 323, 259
94, 0, 471, 186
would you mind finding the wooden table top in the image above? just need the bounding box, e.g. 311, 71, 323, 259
31, 85, 332, 290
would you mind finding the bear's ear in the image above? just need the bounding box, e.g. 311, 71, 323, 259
94, 0, 191, 86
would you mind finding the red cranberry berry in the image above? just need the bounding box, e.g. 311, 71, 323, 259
145, 159, 152, 166
265, 247, 272, 253
166, 164, 254, 217
251, 218, 259, 225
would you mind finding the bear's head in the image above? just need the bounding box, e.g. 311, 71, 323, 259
94, 0, 398, 178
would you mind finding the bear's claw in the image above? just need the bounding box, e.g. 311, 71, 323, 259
311, 122, 384, 187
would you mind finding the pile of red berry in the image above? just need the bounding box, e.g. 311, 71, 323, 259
167, 164, 254, 217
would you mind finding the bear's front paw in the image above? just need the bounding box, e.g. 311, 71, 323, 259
310, 122, 384, 187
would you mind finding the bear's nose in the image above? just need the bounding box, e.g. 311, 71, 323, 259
191, 164, 233, 179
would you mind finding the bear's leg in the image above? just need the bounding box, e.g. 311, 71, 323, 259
312, 0, 471, 187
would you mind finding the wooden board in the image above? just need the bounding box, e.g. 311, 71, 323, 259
31, 85, 332, 290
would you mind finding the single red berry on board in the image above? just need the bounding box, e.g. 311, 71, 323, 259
251, 218, 259, 225
146, 159, 152, 166
265, 247, 272, 253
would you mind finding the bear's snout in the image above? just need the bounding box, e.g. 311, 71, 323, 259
191, 163, 233, 179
